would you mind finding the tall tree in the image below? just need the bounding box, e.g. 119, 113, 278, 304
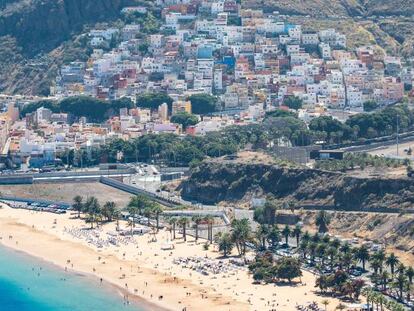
168, 217, 178, 240
217, 232, 234, 257
386, 252, 399, 276
192, 216, 203, 242
315, 210, 331, 233
354, 245, 370, 271
281, 225, 291, 247
178, 217, 190, 241
72, 195, 83, 218
292, 224, 302, 247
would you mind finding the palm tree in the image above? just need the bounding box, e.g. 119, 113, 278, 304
370, 258, 382, 281
281, 225, 291, 247
256, 224, 269, 250
302, 231, 311, 243
395, 272, 407, 301
127, 217, 135, 235
372, 249, 386, 273
178, 217, 189, 241
335, 303, 346, 311
315, 210, 331, 233
321, 299, 329, 311
192, 216, 202, 242
311, 232, 321, 243
381, 270, 390, 291
316, 243, 327, 266
84, 196, 100, 228
102, 201, 116, 222
127, 195, 150, 216
113, 209, 121, 231
230, 218, 252, 256
342, 252, 354, 273
72, 195, 84, 218
330, 238, 341, 249
396, 263, 405, 275
217, 232, 234, 257
299, 240, 309, 260
292, 224, 302, 247
406, 266, 414, 284
143, 206, 153, 227
168, 217, 178, 239
340, 242, 351, 254
354, 245, 370, 271
204, 215, 214, 243
151, 204, 163, 232
267, 225, 280, 248
327, 246, 338, 270
386, 252, 399, 276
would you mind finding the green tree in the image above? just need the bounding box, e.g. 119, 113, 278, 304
72, 195, 83, 218
386, 252, 399, 276
60, 96, 109, 122
231, 218, 252, 256
274, 257, 302, 283
315, 210, 331, 233
267, 225, 281, 248
101, 201, 116, 222
354, 245, 370, 271
188, 94, 217, 114
136, 92, 173, 111
283, 96, 303, 110
217, 232, 234, 257
168, 217, 178, 239
292, 224, 302, 247
363, 101, 378, 112
406, 266, 414, 284
179, 217, 190, 241
192, 216, 203, 242
282, 225, 291, 246
83, 196, 101, 228
151, 203, 163, 232
171, 112, 199, 129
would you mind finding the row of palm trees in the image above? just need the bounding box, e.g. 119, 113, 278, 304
363, 288, 407, 311
166, 215, 215, 242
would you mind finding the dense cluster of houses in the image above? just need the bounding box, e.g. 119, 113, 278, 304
55, 1, 406, 110
1, 0, 413, 169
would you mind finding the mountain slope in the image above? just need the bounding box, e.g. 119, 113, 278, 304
0, 0, 137, 56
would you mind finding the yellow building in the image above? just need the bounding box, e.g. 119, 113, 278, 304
172, 100, 192, 115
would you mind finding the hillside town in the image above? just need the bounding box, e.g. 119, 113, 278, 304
0, 0, 411, 169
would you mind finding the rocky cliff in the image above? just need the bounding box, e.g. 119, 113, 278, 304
181, 161, 414, 210
0, 0, 137, 55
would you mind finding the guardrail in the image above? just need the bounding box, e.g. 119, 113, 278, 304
300, 205, 414, 214
163, 210, 231, 225
0, 175, 33, 184
99, 176, 182, 207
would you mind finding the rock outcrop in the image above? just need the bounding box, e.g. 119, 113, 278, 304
181, 161, 414, 210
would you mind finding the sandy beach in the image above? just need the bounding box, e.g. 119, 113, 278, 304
0, 204, 342, 311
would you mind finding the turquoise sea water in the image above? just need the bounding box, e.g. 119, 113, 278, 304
0, 246, 143, 311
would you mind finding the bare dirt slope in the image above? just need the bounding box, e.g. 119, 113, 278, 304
0, 182, 133, 207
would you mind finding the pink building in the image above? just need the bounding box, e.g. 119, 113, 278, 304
382, 77, 404, 102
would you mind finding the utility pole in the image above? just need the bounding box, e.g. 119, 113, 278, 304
397, 114, 400, 156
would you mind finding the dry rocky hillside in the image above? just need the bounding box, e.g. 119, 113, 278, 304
181, 155, 414, 210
